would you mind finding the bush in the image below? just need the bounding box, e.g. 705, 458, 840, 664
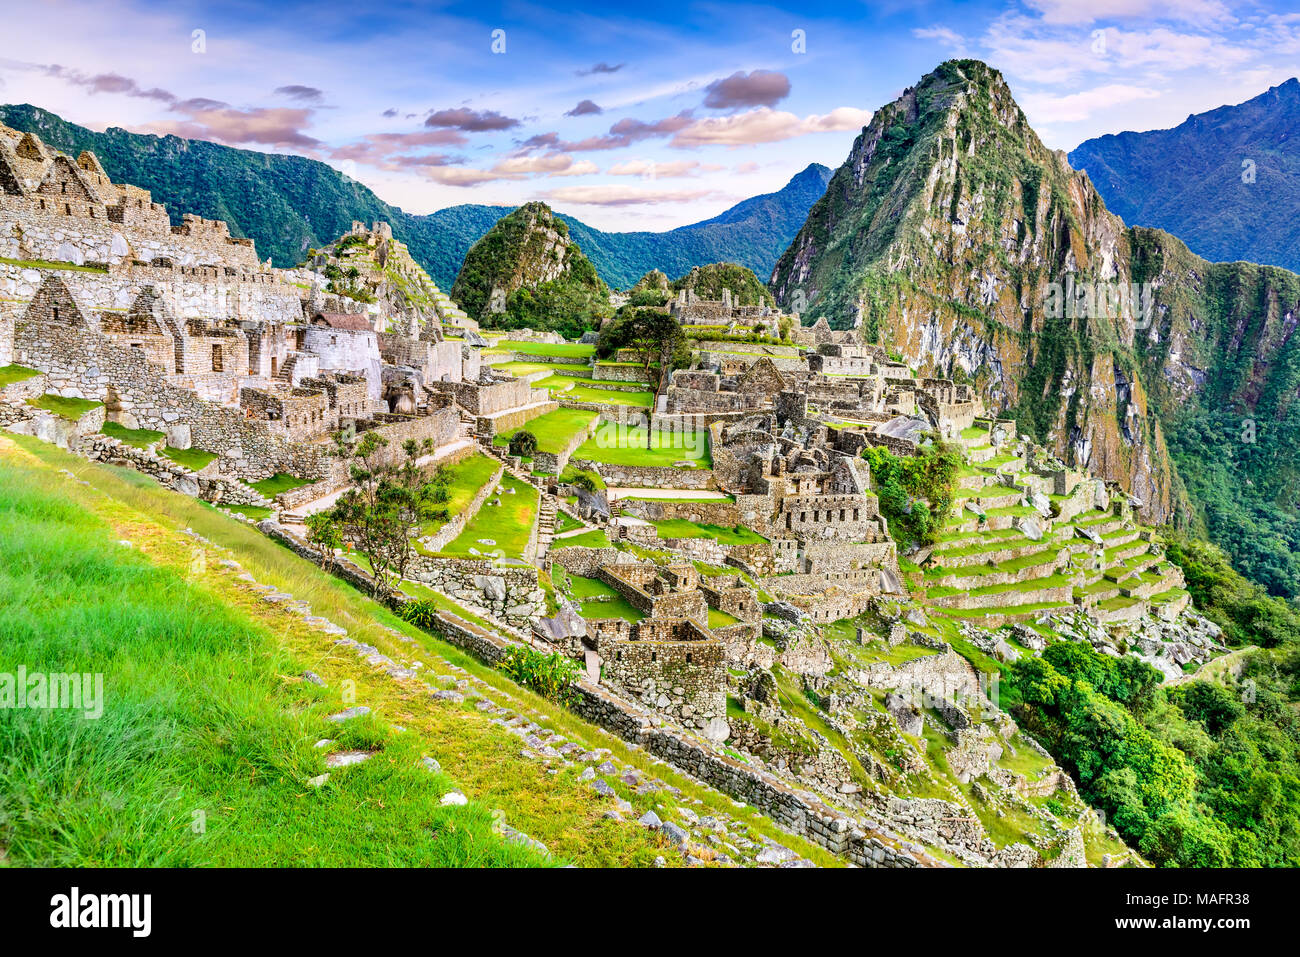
508, 430, 538, 458
499, 646, 583, 705
398, 599, 441, 629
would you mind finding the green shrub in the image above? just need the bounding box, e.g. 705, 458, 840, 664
499, 646, 583, 705
398, 599, 441, 629
508, 430, 538, 458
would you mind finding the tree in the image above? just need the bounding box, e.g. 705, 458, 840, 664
596, 307, 688, 446
305, 430, 438, 596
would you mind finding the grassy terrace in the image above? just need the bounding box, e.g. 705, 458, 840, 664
419, 452, 501, 540
3, 437, 843, 867
494, 408, 598, 460
0, 439, 543, 867
0, 255, 108, 274
0, 364, 39, 388
101, 421, 165, 449
249, 473, 313, 498
556, 569, 644, 623
574, 426, 712, 469
708, 608, 741, 629
439, 472, 538, 559
648, 518, 767, 546
927, 572, 1073, 600
486, 340, 595, 359
555, 528, 611, 548
26, 394, 102, 420
161, 445, 218, 472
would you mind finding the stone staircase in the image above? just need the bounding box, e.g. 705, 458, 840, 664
274, 353, 299, 384
534, 494, 558, 565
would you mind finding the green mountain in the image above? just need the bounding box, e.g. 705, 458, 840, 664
770, 59, 1300, 600
1069, 79, 1300, 273
451, 201, 609, 337
0, 103, 828, 289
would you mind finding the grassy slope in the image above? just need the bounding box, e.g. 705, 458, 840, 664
1, 435, 840, 867
439, 472, 539, 559
0, 438, 543, 867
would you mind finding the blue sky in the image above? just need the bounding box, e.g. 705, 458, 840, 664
2, 0, 1298, 230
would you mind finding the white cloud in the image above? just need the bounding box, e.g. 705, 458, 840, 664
1021, 83, 1162, 122
669, 106, 871, 148
1024, 0, 1233, 26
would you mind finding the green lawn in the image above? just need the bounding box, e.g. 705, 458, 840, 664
562, 573, 644, 623
26, 394, 102, 420
0, 364, 39, 389
708, 608, 741, 629
101, 421, 165, 449
574, 427, 711, 469
0, 444, 544, 867
555, 529, 610, 548
494, 408, 598, 456
250, 473, 314, 498
161, 445, 219, 472
415, 452, 503, 544
439, 473, 539, 559
555, 511, 583, 534
649, 518, 766, 545
558, 382, 653, 407
487, 340, 595, 359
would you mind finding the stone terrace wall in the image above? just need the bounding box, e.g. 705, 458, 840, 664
571, 458, 716, 491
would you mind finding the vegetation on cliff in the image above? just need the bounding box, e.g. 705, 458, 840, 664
451, 202, 610, 338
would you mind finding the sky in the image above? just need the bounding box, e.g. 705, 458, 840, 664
1, 0, 1297, 231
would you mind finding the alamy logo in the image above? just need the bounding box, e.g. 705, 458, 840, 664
50, 887, 151, 937
0, 666, 103, 719
1042, 277, 1155, 328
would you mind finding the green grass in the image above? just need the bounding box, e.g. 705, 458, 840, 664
557, 382, 653, 407
649, 518, 767, 545
554, 511, 583, 534
161, 445, 219, 472
26, 394, 102, 420
249, 473, 313, 498
0, 443, 546, 867
0, 364, 39, 388
439, 473, 538, 559
488, 340, 595, 358
414, 453, 501, 546
494, 408, 598, 456
554, 529, 610, 548
0, 256, 108, 274
708, 608, 740, 629
101, 421, 166, 449
575, 427, 712, 469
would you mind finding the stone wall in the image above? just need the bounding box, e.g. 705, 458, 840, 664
405, 556, 544, 629
571, 458, 716, 491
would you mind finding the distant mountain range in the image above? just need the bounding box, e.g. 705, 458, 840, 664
1069, 78, 1300, 272
0, 103, 831, 289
